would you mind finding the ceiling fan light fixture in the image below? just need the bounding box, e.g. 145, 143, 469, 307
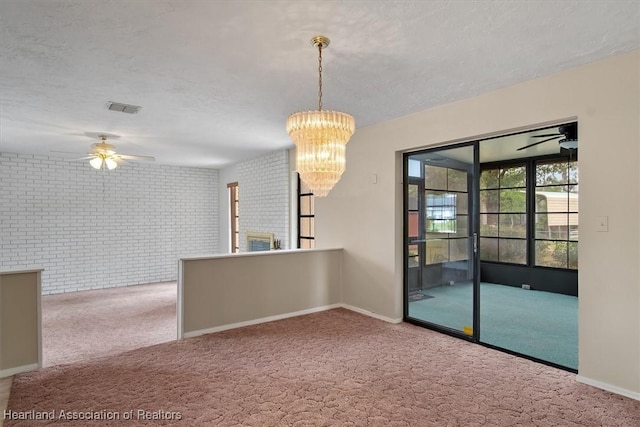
105, 157, 118, 170
559, 139, 578, 149
286, 35, 355, 198
90, 157, 103, 170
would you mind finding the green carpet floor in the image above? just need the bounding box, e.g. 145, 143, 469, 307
408, 282, 578, 370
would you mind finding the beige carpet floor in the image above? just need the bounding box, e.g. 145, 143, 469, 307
6, 308, 640, 426
42, 282, 177, 367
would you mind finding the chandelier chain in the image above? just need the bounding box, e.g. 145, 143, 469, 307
318, 43, 323, 111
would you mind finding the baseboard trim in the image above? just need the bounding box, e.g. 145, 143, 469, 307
576, 375, 640, 401
340, 304, 403, 324
182, 303, 402, 339
0, 363, 39, 378
183, 304, 342, 338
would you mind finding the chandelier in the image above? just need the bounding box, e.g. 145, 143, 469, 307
286, 35, 355, 197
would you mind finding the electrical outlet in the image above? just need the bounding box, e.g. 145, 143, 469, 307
522, 284, 531, 290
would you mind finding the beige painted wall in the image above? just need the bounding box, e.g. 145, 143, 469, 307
316, 51, 640, 394
0, 270, 41, 375
180, 249, 342, 336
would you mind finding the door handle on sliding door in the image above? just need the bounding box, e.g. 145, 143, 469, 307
410, 239, 426, 243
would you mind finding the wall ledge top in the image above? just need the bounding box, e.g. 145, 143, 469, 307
0, 269, 44, 276
180, 248, 343, 262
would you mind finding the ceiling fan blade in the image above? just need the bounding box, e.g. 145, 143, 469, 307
113, 157, 131, 165
115, 154, 156, 161
70, 156, 96, 161
531, 133, 561, 138
517, 136, 560, 151
50, 150, 90, 155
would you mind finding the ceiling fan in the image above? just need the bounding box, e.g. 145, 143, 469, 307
517, 122, 578, 151
54, 135, 155, 170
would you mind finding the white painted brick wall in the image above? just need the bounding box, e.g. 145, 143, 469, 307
237, 150, 290, 251
0, 152, 218, 294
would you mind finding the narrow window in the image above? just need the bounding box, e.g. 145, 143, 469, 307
534, 159, 578, 269
424, 165, 469, 265
298, 176, 315, 249
479, 164, 527, 264
228, 182, 239, 253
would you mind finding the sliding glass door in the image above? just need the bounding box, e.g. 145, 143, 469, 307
404, 124, 578, 371
404, 143, 478, 338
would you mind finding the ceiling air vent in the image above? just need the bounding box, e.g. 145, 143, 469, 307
105, 101, 141, 114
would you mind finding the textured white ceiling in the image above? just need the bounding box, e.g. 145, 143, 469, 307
1, 1, 638, 167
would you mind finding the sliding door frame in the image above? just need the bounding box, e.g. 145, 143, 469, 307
402, 127, 578, 373
403, 140, 481, 343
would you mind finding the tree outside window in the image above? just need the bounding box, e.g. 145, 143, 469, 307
479, 164, 527, 264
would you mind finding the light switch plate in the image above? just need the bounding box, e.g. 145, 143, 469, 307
596, 216, 608, 232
